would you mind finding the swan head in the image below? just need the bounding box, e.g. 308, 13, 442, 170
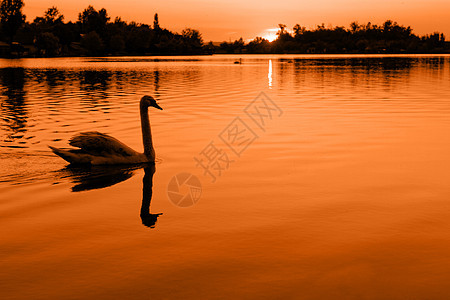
141, 95, 163, 110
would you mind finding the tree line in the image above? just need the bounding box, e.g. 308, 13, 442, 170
221, 22, 448, 54
0, 0, 448, 57
0, 1, 204, 56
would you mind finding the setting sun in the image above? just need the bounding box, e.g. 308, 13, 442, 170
261, 28, 278, 42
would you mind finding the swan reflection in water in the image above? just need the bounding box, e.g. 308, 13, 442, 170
58, 164, 162, 228
140, 165, 163, 228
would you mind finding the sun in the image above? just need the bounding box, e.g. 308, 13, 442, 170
263, 33, 278, 42
260, 28, 278, 42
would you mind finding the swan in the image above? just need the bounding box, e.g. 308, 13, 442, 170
49, 95, 163, 165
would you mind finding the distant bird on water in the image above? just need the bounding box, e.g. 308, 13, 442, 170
49, 95, 163, 165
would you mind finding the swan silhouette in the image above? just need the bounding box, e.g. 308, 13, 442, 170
49, 95, 163, 165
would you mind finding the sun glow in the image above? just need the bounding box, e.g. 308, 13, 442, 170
262, 28, 278, 42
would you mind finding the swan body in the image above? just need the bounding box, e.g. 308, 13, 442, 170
50, 95, 162, 165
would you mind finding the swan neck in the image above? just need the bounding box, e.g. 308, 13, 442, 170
140, 105, 155, 160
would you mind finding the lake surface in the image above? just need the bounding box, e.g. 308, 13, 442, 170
1, 54, 450, 299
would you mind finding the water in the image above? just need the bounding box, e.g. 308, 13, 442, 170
1, 55, 450, 299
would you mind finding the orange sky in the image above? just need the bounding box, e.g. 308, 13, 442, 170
24, 0, 450, 41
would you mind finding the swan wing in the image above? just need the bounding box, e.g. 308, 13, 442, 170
69, 131, 139, 157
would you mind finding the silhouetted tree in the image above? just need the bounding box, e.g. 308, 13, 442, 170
125, 23, 152, 53
350, 21, 360, 33
0, 0, 25, 44
78, 6, 109, 35
203, 41, 215, 54
153, 13, 160, 30
277, 24, 287, 35
34, 6, 63, 25
181, 28, 203, 53
293, 24, 306, 37
247, 36, 271, 53
109, 34, 125, 53
81, 31, 103, 55
35, 32, 60, 56
28, 6, 74, 55
233, 37, 245, 53
44, 6, 63, 24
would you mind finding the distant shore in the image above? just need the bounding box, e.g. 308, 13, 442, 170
1, 3, 448, 58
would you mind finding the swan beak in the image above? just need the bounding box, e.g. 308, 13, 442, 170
153, 103, 163, 110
